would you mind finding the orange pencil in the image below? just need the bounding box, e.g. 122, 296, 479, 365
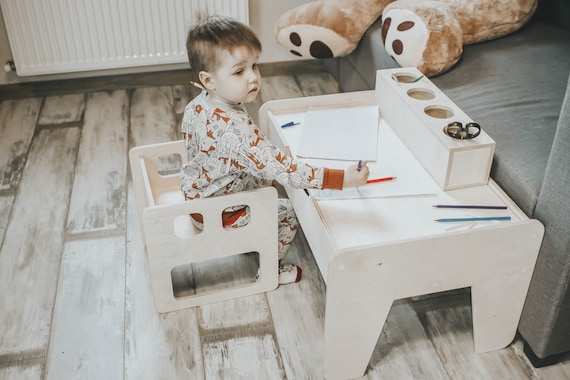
367, 176, 397, 184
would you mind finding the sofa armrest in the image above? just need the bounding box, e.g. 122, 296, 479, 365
518, 75, 570, 358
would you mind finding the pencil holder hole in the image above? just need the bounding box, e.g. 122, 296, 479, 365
424, 105, 454, 119
407, 88, 435, 100
391, 73, 417, 83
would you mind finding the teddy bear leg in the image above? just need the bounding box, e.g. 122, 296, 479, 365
381, 2, 463, 77
275, 0, 391, 59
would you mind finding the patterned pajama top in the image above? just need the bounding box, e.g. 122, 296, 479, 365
180, 92, 344, 225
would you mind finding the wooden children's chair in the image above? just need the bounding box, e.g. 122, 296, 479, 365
129, 140, 279, 313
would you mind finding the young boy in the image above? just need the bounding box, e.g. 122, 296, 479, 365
182, 15, 370, 285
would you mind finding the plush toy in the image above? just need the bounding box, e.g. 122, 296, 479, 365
275, 0, 537, 77
274, 0, 391, 59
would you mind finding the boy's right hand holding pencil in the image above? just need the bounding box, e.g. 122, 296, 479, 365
343, 160, 370, 189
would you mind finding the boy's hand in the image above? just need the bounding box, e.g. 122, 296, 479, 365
343, 161, 369, 189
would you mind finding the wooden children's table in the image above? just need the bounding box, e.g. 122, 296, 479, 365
258, 75, 544, 380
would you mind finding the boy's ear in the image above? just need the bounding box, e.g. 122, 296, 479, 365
198, 71, 215, 90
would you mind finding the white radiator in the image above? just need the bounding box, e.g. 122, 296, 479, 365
0, 0, 249, 76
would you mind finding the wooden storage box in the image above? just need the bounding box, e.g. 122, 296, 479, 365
375, 68, 495, 190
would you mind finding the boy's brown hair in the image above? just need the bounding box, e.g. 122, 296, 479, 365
186, 15, 262, 78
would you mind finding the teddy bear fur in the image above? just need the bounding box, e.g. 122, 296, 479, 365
274, 0, 392, 59
275, 0, 538, 77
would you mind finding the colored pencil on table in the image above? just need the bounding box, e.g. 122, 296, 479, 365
280, 121, 299, 128
367, 177, 396, 184
432, 204, 507, 210
434, 216, 511, 223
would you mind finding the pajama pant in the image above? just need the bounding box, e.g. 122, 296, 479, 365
191, 198, 299, 260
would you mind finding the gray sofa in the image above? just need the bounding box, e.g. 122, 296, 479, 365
324, 0, 570, 365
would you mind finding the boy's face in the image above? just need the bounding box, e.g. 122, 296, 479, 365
199, 46, 261, 105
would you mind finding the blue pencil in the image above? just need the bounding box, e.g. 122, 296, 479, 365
281, 121, 299, 128
435, 216, 511, 223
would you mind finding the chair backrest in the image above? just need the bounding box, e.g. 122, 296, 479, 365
129, 141, 279, 311
129, 140, 186, 238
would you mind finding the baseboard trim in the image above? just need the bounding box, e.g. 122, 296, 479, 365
0, 60, 326, 101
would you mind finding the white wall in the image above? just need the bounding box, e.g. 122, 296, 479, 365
0, 0, 312, 85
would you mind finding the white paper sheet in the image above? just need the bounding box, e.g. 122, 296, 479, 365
308, 118, 439, 200
296, 105, 379, 161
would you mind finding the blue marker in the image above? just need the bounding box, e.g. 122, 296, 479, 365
281, 121, 299, 128
357, 160, 362, 171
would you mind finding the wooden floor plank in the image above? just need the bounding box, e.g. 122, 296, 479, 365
172, 84, 201, 128
259, 76, 304, 104
296, 72, 340, 96
45, 236, 126, 380
66, 90, 129, 235
129, 86, 178, 147
266, 227, 327, 380
37, 94, 86, 125
250, 74, 308, 128
511, 338, 570, 380
172, 84, 201, 115
365, 301, 449, 379
0, 126, 80, 358
411, 290, 534, 380
0, 194, 14, 245
0, 98, 42, 191
173, 252, 258, 299
202, 334, 284, 379
197, 293, 274, 335
0, 362, 43, 380
124, 184, 205, 380
129, 86, 181, 174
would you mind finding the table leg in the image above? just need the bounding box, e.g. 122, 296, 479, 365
322, 220, 544, 379
324, 278, 394, 380
471, 274, 531, 353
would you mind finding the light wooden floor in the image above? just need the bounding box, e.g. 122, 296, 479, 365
1, 65, 570, 380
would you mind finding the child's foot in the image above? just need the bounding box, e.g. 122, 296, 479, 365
278, 263, 302, 285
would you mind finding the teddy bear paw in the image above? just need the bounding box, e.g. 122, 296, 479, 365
276, 24, 354, 59
381, 8, 429, 69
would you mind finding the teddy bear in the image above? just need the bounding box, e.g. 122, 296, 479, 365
275, 0, 538, 77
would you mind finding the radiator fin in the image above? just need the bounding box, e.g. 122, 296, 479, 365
0, 0, 249, 76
